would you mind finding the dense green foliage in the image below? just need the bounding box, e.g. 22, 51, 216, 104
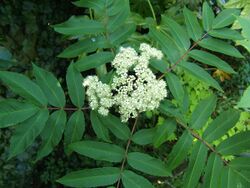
0, 0, 250, 187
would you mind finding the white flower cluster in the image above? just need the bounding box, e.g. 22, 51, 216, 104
83, 76, 113, 116
83, 43, 167, 122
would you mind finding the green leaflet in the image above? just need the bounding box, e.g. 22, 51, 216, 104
208, 28, 244, 40
183, 142, 208, 188
188, 50, 236, 74
73, 0, 105, 12
203, 153, 223, 188
153, 119, 176, 148
64, 110, 85, 146
57, 167, 120, 188
90, 110, 110, 142
0, 71, 47, 106
109, 23, 136, 46
198, 38, 244, 58
149, 59, 169, 73
36, 110, 67, 161
212, 9, 240, 29
132, 128, 155, 146
237, 85, 250, 109
69, 140, 125, 162
33, 64, 65, 108
99, 113, 130, 141
179, 61, 222, 91
202, 2, 215, 31
229, 157, 250, 171
190, 94, 217, 130
216, 131, 250, 155
203, 109, 240, 143
0, 99, 39, 128
8, 109, 49, 159
166, 131, 193, 170
165, 72, 185, 106
148, 26, 181, 63
53, 16, 105, 36
121, 170, 154, 188
238, 16, 250, 40
220, 166, 249, 188
183, 6, 203, 41
66, 64, 85, 108
106, 0, 130, 32
161, 15, 190, 51
159, 100, 186, 123
58, 36, 110, 58
127, 152, 172, 177
75, 52, 114, 72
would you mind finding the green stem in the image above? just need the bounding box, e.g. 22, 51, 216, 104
47, 107, 90, 111
147, 0, 156, 22
158, 32, 208, 80
116, 116, 139, 188
89, 8, 93, 20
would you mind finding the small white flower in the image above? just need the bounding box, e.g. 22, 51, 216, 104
83, 43, 167, 122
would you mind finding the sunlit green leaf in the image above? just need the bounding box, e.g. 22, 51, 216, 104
203, 154, 223, 188
188, 50, 236, 74
208, 28, 244, 40
183, 142, 208, 188
161, 15, 190, 50
190, 94, 217, 130
216, 131, 250, 155
203, 109, 240, 142
237, 85, 250, 108
199, 38, 244, 58
202, 2, 215, 31
179, 61, 222, 91
183, 7, 203, 41
212, 9, 240, 29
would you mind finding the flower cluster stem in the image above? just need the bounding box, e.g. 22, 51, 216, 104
116, 115, 139, 188
147, 0, 156, 22
158, 32, 208, 80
